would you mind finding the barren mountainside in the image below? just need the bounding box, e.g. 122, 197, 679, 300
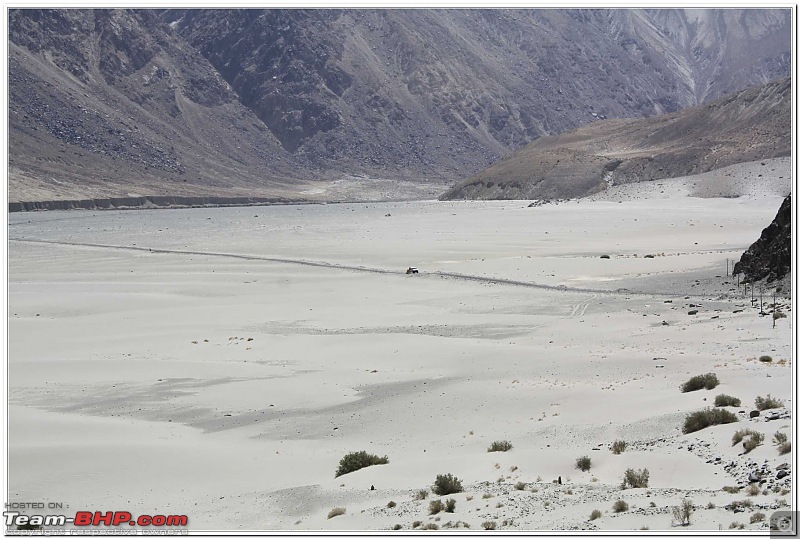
442, 77, 791, 200
8, 8, 792, 204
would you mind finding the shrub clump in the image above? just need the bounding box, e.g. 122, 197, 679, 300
589, 509, 602, 521
611, 440, 627, 454
487, 440, 513, 452
759, 355, 773, 363
482, 521, 497, 530
672, 499, 693, 526
413, 490, 428, 501
732, 429, 764, 453
432, 474, 463, 496
778, 442, 791, 455
714, 394, 741, 407
750, 512, 766, 523
514, 481, 526, 491
335, 451, 389, 477
755, 394, 784, 411
621, 468, 649, 489
445, 498, 456, 513
576, 456, 592, 471
683, 408, 738, 433
681, 373, 719, 392
428, 500, 444, 515
613, 500, 629, 513
386, 501, 396, 508
327, 507, 346, 519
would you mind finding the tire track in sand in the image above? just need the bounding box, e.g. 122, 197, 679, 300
10, 237, 678, 297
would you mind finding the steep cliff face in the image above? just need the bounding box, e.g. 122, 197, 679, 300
8, 8, 792, 203
734, 196, 792, 283
441, 77, 790, 200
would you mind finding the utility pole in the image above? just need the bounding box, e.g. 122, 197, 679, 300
726, 259, 729, 277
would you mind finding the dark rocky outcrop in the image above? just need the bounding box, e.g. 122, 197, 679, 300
733, 196, 792, 283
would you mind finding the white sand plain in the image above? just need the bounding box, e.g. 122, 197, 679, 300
6, 159, 795, 532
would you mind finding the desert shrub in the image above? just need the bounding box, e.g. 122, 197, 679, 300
482, 521, 497, 530
613, 500, 629, 513
412, 521, 422, 529
750, 512, 766, 523
728, 522, 745, 530
715, 394, 741, 407
576, 456, 592, 471
774, 431, 788, 445
755, 394, 784, 410
335, 451, 389, 477
589, 509, 602, 521
746, 484, 760, 496
432, 474, 463, 495
482, 492, 493, 499
622, 468, 649, 489
391, 524, 402, 530
732, 429, 756, 445
487, 440, 513, 452
429, 500, 444, 515
681, 373, 719, 392
728, 500, 752, 512
514, 481, 526, 491
413, 490, 428, 501
672, 499, 693, 526
778, 442, 791, 455
743, 432, 764, 453
421, 523, 439, 530
445, 498, 456, 513
327, 507, 346, 519
611, 440, 627, 454
386, 501, 396, 508
706, 502, 715, 509
759, 355, 773, 363
722, 486, 740, 494
683, 408, 738, 433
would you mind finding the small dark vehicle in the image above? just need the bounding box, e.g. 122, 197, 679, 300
406, 267, 419, 274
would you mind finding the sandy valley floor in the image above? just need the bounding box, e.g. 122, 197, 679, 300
6, 162, 795, 532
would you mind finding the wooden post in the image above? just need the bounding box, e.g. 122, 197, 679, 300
726, 259, 729, 277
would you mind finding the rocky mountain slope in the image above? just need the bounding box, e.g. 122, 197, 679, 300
442, 77, 791, 200
734, 195, 792, 284
8, 8, 792, 204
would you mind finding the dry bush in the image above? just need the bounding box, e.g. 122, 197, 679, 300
774, 431, 788, 445
429, 500, 444, 515
589, 509, 602, 521
576, 456, 592, 471
683, 408, 738, 433
755, 394, 784, 411
487, 440, 513, 452
482, 521, 497, 530
445, 498, 456, 513
750, 512, 766, 523
779, 442, 792, 455
327, 507, 346, 519
386, 501, 396, 508
672, 499, 693, 526
622, 468, 649, 489
722, 486, 740, 494
746, 484, 761, 496
681, 373, 719, 392
432, 474, 463, 495
514, 481, 526, 491
413, 490, 428, 501
613, 500, 629, 513
715, 394, 741, 407
335, 451, 388, 477
759, 355, 773, 363
611, 440, 627, 454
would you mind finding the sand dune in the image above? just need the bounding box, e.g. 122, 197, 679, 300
7, 167, 793, 532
